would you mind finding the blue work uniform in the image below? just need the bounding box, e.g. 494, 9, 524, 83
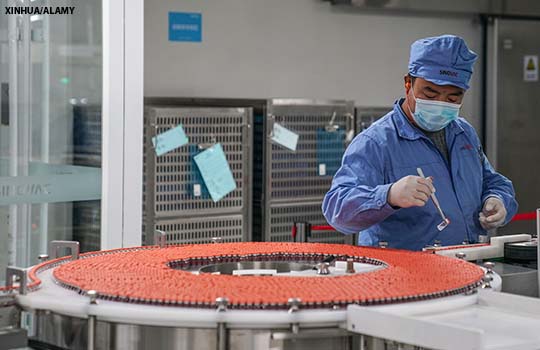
322, 99, 518, 251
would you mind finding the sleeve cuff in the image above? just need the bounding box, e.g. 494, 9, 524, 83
482, 194, 504, 205
375, 183, 399, 216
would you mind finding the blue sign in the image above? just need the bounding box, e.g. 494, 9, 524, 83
168, 12, 202, 42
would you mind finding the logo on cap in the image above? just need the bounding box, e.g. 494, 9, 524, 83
440, 70, 458, 78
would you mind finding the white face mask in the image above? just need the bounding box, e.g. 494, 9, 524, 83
408, 90, 461, 132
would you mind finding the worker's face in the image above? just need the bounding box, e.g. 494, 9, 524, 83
404, 76, 465, 113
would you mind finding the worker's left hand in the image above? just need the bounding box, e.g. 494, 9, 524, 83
479, 197, 506, 230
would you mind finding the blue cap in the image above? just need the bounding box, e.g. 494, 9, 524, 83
408, 35, 478, 90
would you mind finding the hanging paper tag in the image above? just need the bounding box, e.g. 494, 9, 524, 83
193, 143, 237, 202
271, 123, 299, 151
152, 124, 189, 156
319, 163, 327, 176
193, 184, 202, 197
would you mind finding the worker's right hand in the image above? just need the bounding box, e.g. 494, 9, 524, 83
387, 175, 435, 208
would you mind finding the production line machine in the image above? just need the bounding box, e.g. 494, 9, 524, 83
425, 233, 538, 297
1, 227, 540, 350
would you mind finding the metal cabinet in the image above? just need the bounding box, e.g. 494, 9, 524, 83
486, 18, 540, 235
254, 99, 355, 243
355, 106, 391, 134
143, 106, 253, 244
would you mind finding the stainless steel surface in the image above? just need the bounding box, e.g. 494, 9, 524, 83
316, 262, 331, 275
484, 262, 495, 274
417, 168, 449, 232
87, 290, 98, 305
264, 202, 353, 244
0, 294, 27, 350
48, 240, 80, 260
37, 255, 49, 263
0, 299, 19, 329
264, 99, 354, 204
493, 261, 538, 297
486, 18, 540, 236
198, 261, 315, 275
31, 311, 366, 350
87, 315, 96, 350
0, 328, 27, 350
154, 230, 166, 248
216, 297, 228, 350
5, 267, 27, 295
149, 214, 245, 245
294, 222, 309, 243
346, 258, 355, 274
481, 275, 493, 289
144, 106, 252, 216
334, 0, 540, 17
355, 107, 391, 134
143, 106, 253, 245
256, 99, 355, 244
211, 237, 223, 244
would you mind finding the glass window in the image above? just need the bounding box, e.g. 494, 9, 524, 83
0, 0, 102, 283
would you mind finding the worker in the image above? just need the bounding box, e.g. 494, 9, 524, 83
322, 35, 518, 251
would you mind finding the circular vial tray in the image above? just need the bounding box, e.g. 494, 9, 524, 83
29, 243, 486, 310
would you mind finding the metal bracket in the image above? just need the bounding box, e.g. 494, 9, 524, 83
346, 258, 356, 274
198, 133, 217, 150
293, 222, 311, 243
216, 297, 229, 350
87, 290, 98, 350
481, 275, 493, 289
455, 252, 467, 260
48, 241, 80, 260
288, 298, 301, 334
324, 111, 339, 132
484, 262, 495, 275
37, 254, 49, 264
216, 297, 229, 312
267, 114, 276, 138
316, 262, 330, 275
154, 230, 167, 248
5, 267, 28, 295
87, 290, 99, 305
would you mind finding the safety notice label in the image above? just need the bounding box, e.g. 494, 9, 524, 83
524, 55, 538, 82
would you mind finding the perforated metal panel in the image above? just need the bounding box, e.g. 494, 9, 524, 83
355, 106, 392, 134
143, 106, 252, 244
265, 100, 355, 202
151, 215, 244, 245
267, 202, 352, 244
253, 99, 355, 243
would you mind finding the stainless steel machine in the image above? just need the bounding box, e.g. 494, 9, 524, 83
255, 99, 355, 244
143, 106, 253, 245
486, 17, 540, 236
4, 237, 540, 350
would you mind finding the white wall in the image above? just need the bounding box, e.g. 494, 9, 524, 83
145, 0, 484, 130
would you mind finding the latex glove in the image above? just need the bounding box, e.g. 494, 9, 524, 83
388, 175, 435, 208
479, 197, 506, 230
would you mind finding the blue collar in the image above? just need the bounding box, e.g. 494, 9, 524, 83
392, 98, 464, 141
